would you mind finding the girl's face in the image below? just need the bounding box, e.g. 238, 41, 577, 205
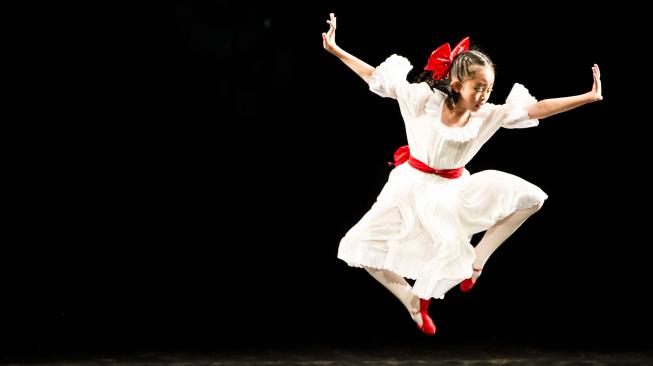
453, 66, 495, 112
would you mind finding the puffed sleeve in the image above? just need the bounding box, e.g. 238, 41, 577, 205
500, 83, 539, 129
369, 54, 415, 99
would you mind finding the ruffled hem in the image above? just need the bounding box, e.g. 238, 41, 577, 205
339, 260, 418, 280
424, 89, 484, 142
338, 252, 471, 300
369, 54, 413, 99
337, 242, 422, 280
339, 256, 457, 300
501, 83, 539, 128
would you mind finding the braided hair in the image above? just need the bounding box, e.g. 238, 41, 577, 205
415, 49, 495, 109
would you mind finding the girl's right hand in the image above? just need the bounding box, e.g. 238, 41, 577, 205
322, 13, 339, 55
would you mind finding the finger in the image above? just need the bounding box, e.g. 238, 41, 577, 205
594, 64, 600, 79
592, 65, 598, 77
593, 72, 603, 100
593, 66, 599, 82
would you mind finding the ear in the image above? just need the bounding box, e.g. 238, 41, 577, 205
450, 80, 463, 93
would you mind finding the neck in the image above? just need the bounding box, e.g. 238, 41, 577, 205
442, 104, 471, 127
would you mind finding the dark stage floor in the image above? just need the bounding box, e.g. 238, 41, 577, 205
4, 347, 653, 366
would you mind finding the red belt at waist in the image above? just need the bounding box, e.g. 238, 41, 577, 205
391, 145, 464, 179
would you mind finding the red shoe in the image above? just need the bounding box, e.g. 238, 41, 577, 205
460, 268, 482, 292
415, 298, 436, 336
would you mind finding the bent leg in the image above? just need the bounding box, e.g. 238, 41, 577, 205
457, 170, 547, 282
473, 204, 540, 271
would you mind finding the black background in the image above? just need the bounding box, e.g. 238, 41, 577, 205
3, 0, 650, 359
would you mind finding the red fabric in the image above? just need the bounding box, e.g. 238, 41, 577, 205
392, 145, 411, 166
391, 145, 464, 179
424, 37, 470, 80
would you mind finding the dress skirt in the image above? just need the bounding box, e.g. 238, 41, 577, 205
337, 164, 548, 299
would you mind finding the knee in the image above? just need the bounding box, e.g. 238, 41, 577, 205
524, 200, 543, 216
518, 189, 547, 214
531, 202, 543, 213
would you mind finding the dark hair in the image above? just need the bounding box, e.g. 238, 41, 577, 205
415, 49, 495, 109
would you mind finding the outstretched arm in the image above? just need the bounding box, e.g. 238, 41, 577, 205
322, 13, 375, 84
526, 64, 603, 120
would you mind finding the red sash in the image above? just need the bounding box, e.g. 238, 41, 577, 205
391, 145, 464, 179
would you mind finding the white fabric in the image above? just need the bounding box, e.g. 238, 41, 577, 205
338, 54, 548, 299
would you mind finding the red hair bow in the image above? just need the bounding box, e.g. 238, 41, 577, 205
424, 37, 470, 80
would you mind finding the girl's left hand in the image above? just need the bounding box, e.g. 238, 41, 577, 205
590, 64, 602, 101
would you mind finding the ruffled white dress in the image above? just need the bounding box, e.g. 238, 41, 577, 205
337, 55, 548, 300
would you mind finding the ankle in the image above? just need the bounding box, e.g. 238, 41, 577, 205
471, 266, 482, 280
401, 291, 420, 313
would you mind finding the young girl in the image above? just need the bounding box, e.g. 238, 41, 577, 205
322, 13, 603, 336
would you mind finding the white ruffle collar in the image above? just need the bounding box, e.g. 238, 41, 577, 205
424, 89, 484, 143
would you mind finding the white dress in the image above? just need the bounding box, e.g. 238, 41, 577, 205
337, 55, 548, 300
